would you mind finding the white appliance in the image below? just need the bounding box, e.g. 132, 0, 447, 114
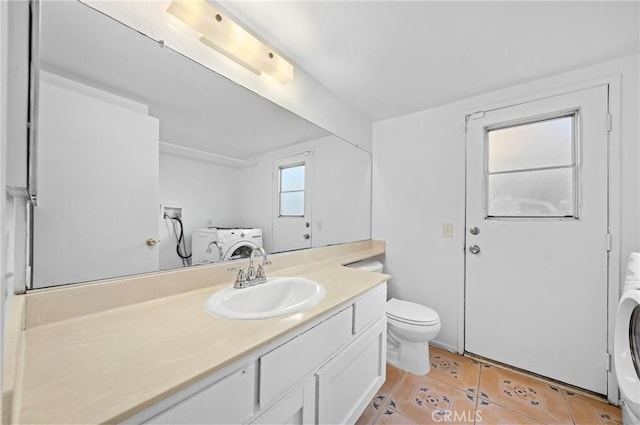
218, 228, 263, 261
191, 228, 222, 265
348, 259, 441, 375
192, 228, 263, 265
615, 252, 640, 424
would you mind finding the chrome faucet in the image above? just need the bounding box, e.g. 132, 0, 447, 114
231, 247, 272, 289
205, 241, 222, 263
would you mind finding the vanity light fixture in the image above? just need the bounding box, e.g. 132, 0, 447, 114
166, 0, 294, 84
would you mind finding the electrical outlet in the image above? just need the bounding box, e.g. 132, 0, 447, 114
442, 223, 454, 238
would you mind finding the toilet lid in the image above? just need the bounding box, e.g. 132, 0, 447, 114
386, 298, 439, 325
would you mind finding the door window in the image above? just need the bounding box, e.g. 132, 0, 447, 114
279, 164, 305, 217
485, 113, 578, 218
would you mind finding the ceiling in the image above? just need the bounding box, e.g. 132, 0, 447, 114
39, 1, 329, 160
219, 1, 640, 121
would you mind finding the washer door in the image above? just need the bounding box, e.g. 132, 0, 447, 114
223, 241, 257, 261
615, 290, 640, 417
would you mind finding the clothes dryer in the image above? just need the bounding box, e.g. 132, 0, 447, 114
217, 228, 263, 261
615, 252, 640, 424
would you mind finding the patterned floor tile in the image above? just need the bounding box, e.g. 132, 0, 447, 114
429, 346, 481, 394
360, 348, 623, 425
373, 408, 419, 425
565, 391, 623, 425
379, 364, 405, 398
475, 398, 541, 424
357, 365, 405, 425
389, 373, 477, 424
478, 364, 573, 424
356, 399, 387, 425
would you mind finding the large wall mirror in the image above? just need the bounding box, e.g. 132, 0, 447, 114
30, 0, 371, 289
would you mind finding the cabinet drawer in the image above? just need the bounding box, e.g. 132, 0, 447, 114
260, 307, 353, 407
156, 365, 255, 425
353, 283, 387, 334
250, 377, 315, 425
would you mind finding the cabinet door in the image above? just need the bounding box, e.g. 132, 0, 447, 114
316, 319, 386, 425
251, 377, 315, 425
153, 366, 255, 425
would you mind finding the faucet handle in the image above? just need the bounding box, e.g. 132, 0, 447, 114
256, 264, 267, 279
228, 266, 247, 283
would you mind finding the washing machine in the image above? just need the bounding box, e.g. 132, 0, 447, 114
615, 252, 640, 424
217, 228, 263, 261
191, 228, 223, 265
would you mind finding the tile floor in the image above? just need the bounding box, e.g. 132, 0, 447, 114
356, 346, 622, 425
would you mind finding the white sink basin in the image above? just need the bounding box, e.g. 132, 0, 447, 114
205, 277, 326, 320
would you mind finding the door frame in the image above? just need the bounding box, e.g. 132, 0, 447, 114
457, 76, 622, 403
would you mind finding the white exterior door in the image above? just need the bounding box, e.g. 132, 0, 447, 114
33, 78, 159, 288
465, 85, 609, 394
272, 152, 313, 253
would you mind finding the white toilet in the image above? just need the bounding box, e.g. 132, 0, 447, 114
349, 259, 441, 375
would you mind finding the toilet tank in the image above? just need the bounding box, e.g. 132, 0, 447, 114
347, 259, 383, 273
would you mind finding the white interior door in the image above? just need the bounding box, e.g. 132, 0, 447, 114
465, 85, 609, 394
272, 152, 313, 253
33, 78, 159, 288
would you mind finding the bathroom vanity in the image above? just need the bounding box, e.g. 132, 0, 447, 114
132, 284, 386, 425
5, 241, 388, 424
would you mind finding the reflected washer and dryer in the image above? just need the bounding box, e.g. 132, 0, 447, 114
191, 227, 263, 265
217, 228, 263, 261
615, 252, 640, 424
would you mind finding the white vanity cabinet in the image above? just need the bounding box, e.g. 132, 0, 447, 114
250, 377, 316, 425
139, 283, 387, 425
141, 365, 255, 425
316, 319, 386, 425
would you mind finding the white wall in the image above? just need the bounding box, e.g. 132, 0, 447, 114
0, 0, 8, 393
158, 153, 240, 270
372, 55, 640, 351
238, 135, 371, 254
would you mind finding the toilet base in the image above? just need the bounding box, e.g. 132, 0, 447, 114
387, 337, 432, 375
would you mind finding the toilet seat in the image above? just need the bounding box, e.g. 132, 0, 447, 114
387, 298, 440, 326
388, 315, 439, 327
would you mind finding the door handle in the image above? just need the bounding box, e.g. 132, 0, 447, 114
145, 238, 158, 247
469, 226, 480, 235
303, 233, 310, 240
469, 245, 480, 254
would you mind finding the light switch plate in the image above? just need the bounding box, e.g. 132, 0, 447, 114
442, 223, 454, 238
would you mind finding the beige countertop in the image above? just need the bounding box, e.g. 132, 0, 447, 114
8, 241, 387, 424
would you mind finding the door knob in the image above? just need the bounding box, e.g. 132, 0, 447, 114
303, 233, 310, 240
469, 226, 480, 235
469, 245, 480, 254
145, 238, 158, 247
